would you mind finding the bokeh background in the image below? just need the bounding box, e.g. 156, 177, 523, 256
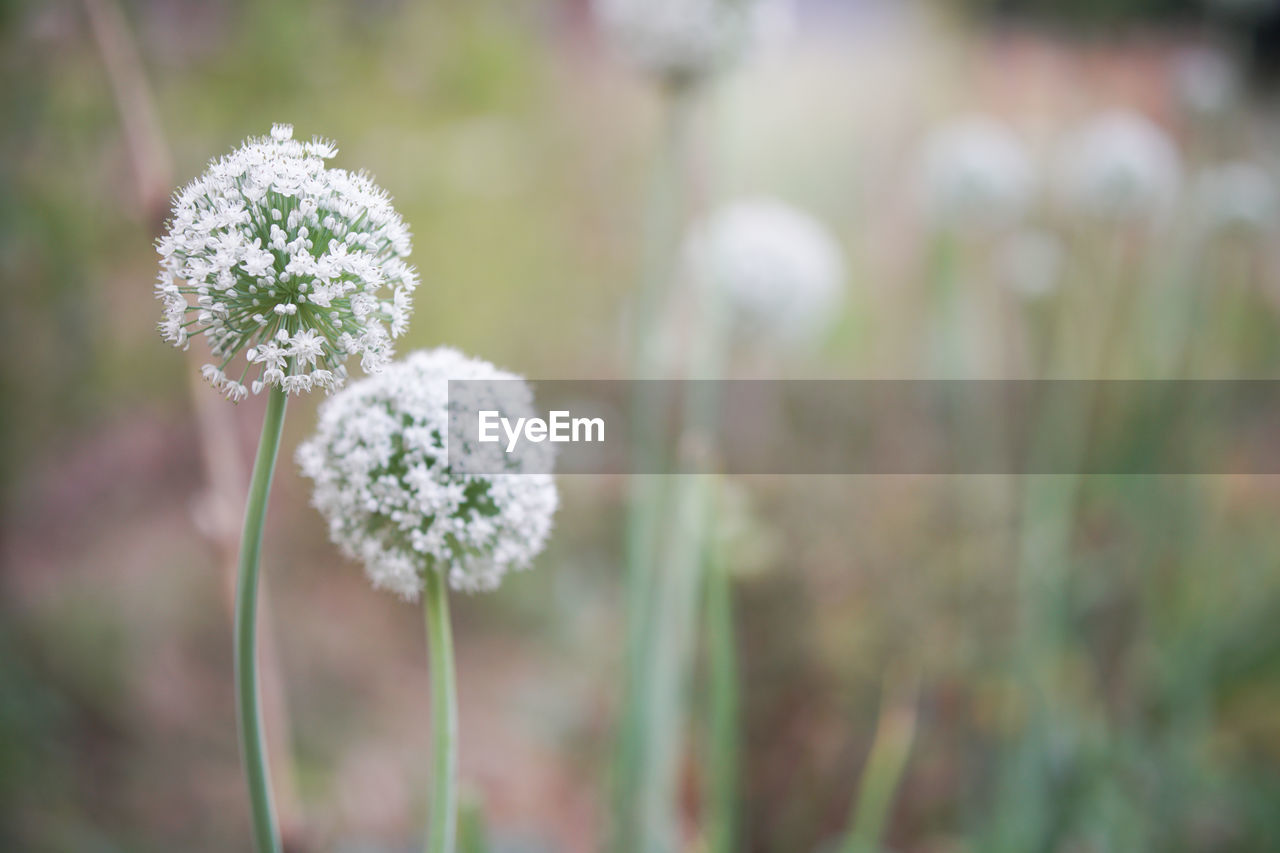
5, 0, 1280, 850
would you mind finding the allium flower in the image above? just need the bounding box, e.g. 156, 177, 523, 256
297, 348, 558, 597
918, 116, 1036, 230
593, 0, 791, 82
1173, 48, 1240, 118
1056, 111, 1182, 221
156, 124, 418, 401
1194, 162, 1279, 233
686, 199, 845, 346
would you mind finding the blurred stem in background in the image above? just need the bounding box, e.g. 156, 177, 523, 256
633, 136, 731, 852
840, 666, 920, 853
628, 80, 700, 383
457, 794, 491, 853
923, 234, 964, 378
81, 0, 169, 226
636, 332, 728, 853
235, 388, 288, 853
991, 227, 1142, 852
616, 77, 701, 852
638, 471, 716, 853
702, 543, 739, 853
82, 0, 303, 846
423, 564, 459, 853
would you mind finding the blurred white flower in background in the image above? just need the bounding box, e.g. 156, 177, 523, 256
1173, 47, 1241, 118
1056, 110, 1182, 221
593, 0, 792, 82
918, 116, 1036, 230
687, 198, 845, 347
1194, 162, 1279, 233
156, 124, 417, 401
1000, 229, 1065, 299
297, 348, 558, 597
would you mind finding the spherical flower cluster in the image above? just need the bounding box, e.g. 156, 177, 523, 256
1056, 111, 1181, 221
297, 348, 558, 597
686, 198, 845, 347
1173, 47, 1240, 118
1194, 162, 1279, 234
918, 116, 1035, 230
593, 0, 791, 82
156, 124, 417, 401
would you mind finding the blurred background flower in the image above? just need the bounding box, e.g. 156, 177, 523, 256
686, 197, 845, 350
1055, 110, 1182, 221
917, 116, 1035, 232
592, 0, 792, 83
1193, 160, 1279, 233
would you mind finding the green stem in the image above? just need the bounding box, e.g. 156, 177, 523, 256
616, 79, 699, 852
704, 553, 738, 853
840, 668, 919, 853
990, 232, 1134, 852
637, 473, 714, 853
424, 564, 458, 853
633, 244, 727, 853
235, 387, 287, 853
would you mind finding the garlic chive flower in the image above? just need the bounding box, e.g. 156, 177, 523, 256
593, 0, 791, 82
1194, 162, 1279, 234
297, 348, 558, 597
918, 116, 1035, 231
156, 124, 418, 401
1173, 47, 1240, 119
686, 198, 845, 347
1056, 111, 1181, 221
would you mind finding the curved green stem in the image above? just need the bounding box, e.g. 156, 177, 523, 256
424, 564, 458, 853
235, 387, 287, 853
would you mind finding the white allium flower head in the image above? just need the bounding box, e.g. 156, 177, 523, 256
593, 0, 792, 82
1056, 110, 1182, 221
297, 348, 558, 598
156, 124, 418, 401
687, 198, 845, 347
1173, 47, 1240, 118
1194, 162, 1279, 233
918, 116, 1036, 230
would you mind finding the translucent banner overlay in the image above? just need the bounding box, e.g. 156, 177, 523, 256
447, 380, 1280, 475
